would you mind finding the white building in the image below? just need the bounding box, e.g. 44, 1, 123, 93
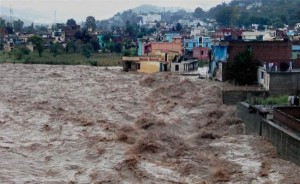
242, 31, 275, 41
52, 30, 65, 43
190, 27, 208, 37
295, 23, 300, 30
139, 13, 161, 25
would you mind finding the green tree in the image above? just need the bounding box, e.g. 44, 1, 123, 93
194, 7, 205, 18
13, 19, 24, 32
50, 42, 64, 57
35, 25, 48, 33
0, 18, 6, 28
28, 35, 44, 57
175, 22, 182, 31
66, 18, 77, 27
215, 6, 236, 26
156, 22, 161, 28
11, 46, 30, 60
81, 29, 92, 43
5, 22, 14, 34
23, 23, 35, 34
11, 48, 23, 60
66, 40, 77, 53
81, 44, 93, 58
102, 33, 112, 43
85, 16, 96, 32
125, 20, 134, 36
226, 50, 260, 85
114, 42, 122, 53
90, 38, 100, 52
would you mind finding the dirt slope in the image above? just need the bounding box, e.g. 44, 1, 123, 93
0, 64, 299, 183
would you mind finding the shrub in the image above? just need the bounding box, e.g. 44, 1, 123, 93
89, 60, 97, 66
11, 48, 23, 60
226, 49, 260, 85
247, 95, 288, 105
24, 55, 31, 64
20, 46, 31, 55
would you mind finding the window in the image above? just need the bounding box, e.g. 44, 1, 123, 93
137, 63, 140, 70
247, 45, 252, 52
175, 65, 179, 71
193, 43, 196, 47
261, 71, 264, 79
201, 51, 204, 55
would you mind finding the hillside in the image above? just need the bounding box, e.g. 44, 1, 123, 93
0, 5, 53, 25
132, 4, 188, 14
209, 0, 300, 27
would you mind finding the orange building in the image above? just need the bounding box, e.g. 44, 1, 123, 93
143, 37, 182, 55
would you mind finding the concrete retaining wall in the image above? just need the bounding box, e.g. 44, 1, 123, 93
236, 102, 300, 166
261, 119, 300, 166
236, 102, 262, 135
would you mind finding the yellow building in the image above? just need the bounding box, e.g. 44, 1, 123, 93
122, 55, 170, 74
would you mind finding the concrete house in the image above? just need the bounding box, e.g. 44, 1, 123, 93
139, 37, 182, 56
183, 37, 200, 51
122, 54, 174, 74
258, 67, 300, 95
214, 28, 245, 41
226, 40, 292, 63
52, 29, 65, 43
97, 35, 105, 48
193, 47, 209, 62
190, 27, 207, 37
0, 28, 7, 41
171, 59, 198, 74
209, 45, 228, 81
200, 37, 212, 48
164, 32, 181, 42
241, 31, 275, 41
138, 13, 161, 25
64, 25, 80, 41
16, 33, 34, 44
211, 40, 292, 82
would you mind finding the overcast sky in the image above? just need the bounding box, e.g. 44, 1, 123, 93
1, 0, 232, 23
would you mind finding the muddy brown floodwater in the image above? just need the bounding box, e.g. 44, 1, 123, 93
0, 64, 299, 184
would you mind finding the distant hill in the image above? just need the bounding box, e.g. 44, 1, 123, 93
208, 0, 300, 27
0, 5, 53, 25
132, 4, 190, 14
1, 15, 34, 26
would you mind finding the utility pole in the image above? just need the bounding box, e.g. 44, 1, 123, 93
10, 5, 13, 30
54, 10, 57, 24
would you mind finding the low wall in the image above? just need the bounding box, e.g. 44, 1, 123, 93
269, 71, 300, 96
261, 119, 300, 166
236, 102, 300, 166
273, 107, 300, 132
236, 102, 262, 135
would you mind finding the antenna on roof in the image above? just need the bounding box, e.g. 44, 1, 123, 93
10, 5, 13, 29
54, 10, 57, 24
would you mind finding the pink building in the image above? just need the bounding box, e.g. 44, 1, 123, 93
193, 47, 209, 61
